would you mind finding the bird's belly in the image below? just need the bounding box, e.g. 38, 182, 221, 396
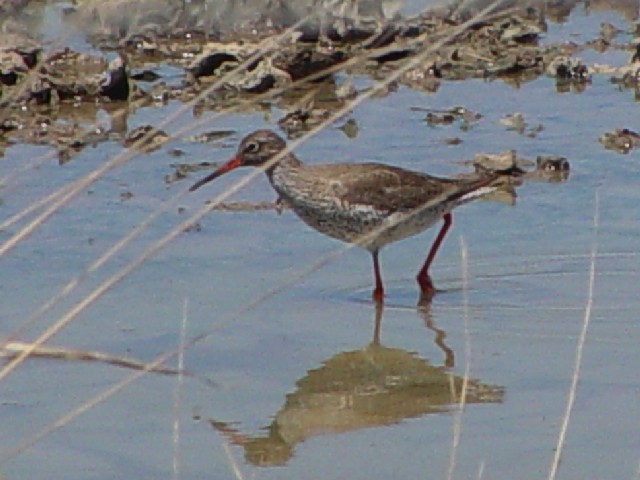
371, 210, 442, 250
290, 202, 444, 251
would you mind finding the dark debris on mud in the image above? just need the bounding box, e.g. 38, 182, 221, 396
0, 1, 638, 164
599, 127, 640, 153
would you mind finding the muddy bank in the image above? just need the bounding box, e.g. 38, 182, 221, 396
0, 1, 638, 162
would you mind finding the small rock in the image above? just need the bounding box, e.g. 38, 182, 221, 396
547, 56, 591, 87
600, 22, 622, 42
534, 155, 570, 182
278, 100, 331, 139
100, 55, 130, 101
420, 106, 481, 129
335, 78, 357, 100
188, 52, 239, 79
632, 43, 640, 64
473, 150, 527, 175
186, 130, 235, 144
338, 119, 358, 138
183, 223, 202, 233
130, 69, 160, 82
123, 125, 169, 152
425, 112, 455, 126
499, 113, 526, 134
599, 128, 640, 154
120, 191, 134, 201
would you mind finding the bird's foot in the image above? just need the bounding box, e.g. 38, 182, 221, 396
372, 287, 384, 304
417, 288, 435, 308
417, 274, 436, 307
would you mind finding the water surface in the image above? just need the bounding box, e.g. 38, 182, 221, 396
1, 3, 640, 479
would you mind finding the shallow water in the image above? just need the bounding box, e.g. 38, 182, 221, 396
2, 3, 640, 480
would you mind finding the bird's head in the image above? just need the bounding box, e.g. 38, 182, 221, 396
189, 130, 287, 191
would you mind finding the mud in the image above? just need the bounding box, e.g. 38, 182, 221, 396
1, 1, 638, 164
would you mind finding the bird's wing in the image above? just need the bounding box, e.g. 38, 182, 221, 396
308, 163, 493, 213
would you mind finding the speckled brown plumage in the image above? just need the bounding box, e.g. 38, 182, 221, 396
191, 129, 500, 303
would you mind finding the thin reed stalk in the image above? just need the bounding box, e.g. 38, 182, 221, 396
547, 190, 600, 480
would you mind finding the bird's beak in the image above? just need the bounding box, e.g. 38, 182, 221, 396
189, 157, 242, 192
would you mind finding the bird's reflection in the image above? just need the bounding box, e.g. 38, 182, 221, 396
210, 304, 504, 467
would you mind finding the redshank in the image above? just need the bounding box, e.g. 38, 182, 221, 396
190, 129, 501, 303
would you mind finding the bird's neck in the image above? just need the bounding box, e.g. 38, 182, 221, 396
265, 152, 304, 200
265, 152, 302, 179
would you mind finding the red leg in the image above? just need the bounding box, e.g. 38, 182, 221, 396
416, 213, 452, 299
371, 250, 384, 303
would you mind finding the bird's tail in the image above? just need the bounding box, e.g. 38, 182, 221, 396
446, 173, 515, 207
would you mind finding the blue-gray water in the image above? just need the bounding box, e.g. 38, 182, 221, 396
1, 4, 640, 479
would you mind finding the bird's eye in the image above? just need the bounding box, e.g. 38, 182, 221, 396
244, 141, 259, 154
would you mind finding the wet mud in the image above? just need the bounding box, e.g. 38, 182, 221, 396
1, 0, 638, 163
